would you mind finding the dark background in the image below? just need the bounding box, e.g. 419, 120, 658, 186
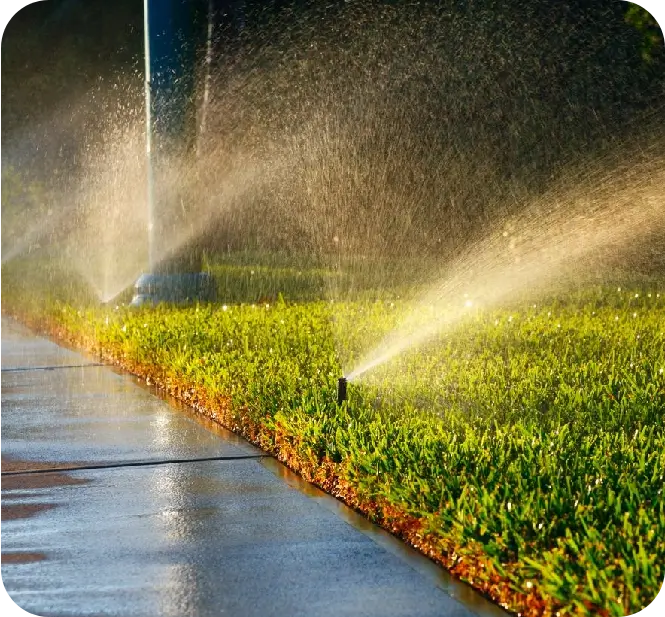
2, 1, 663, 144
2, 1, 664, 264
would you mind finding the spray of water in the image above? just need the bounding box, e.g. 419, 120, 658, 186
347, 139, 665, 380
2, 1, 663, 323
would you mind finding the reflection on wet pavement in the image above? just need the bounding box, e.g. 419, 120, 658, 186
1, 552, 47, 564
1, 317, 504, 617
1, 456, 83, 574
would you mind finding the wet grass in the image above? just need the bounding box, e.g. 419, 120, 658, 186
2, 267, 664, 616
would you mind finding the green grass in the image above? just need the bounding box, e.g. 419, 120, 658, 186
2, 263, 664, 616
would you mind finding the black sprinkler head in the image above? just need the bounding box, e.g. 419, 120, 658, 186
337, 377, 348, 405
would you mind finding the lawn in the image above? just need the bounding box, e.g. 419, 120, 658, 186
2, 261, 664, 617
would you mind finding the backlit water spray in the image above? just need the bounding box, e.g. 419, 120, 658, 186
3, 1, 663, 333
346, 140, 665, 381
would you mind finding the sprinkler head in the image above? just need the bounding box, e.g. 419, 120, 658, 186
337, 377, 348, 405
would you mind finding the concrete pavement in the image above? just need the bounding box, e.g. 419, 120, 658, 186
1, 316, 506, 617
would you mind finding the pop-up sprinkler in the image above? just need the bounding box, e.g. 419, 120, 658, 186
337, 377, 347, 405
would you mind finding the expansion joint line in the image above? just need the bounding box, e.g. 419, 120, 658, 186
1, 364, 105, 373
1, 454, 269, 476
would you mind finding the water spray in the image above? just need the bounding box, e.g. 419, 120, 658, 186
337, 377, 348, 405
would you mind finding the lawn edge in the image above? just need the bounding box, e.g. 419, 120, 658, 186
3, 307, 616, 617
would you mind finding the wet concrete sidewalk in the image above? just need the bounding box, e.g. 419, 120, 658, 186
1, 316, 506, 617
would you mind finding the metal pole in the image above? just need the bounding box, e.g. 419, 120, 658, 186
143, 0, 202, 274
143, 0, 156, 272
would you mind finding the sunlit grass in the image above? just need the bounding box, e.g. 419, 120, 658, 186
3, 268, 664, 616
74, 296, 665, 611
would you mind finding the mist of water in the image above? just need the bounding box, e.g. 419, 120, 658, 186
2, 0, 663, 346
346, 139, 665, 380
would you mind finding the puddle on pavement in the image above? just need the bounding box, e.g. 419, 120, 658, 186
1, 456, 92, 565
1, 455, 90, 519
1, 502, 57, 521
1, 551, 47, 564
